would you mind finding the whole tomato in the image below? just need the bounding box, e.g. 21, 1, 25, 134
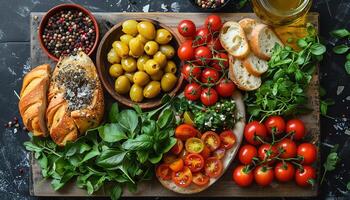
286, 119, 306, 140
232, 165, 254, 187
177, 20, 196, 38
194, 27, 211, 46
204, 15, 222, 32
207, 38, 223, 51
277, 138, 297, 159
244, 121, 268, 145
201, 68, 219, 84
264, 116, 286, 135
295, 165, 316, 187
212, 53, 229, 70
254, 165, 274, 186
184, 83, 202, 101
274, 162, 295, 182
178, 40, 194, 61
238, 144, 258, 165
297, 143, 317, 165
194, 46, 212, 66
175, 124, 200, 141
181, 63, 201, 81
215, 78, 236, 97
200, 88, 218, 106
258, 144, 278, 165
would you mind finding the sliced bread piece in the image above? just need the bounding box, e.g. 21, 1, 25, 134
238, 18, 258, 40
242, 53, 268, 76
228, 55, 261, 91
250, 24, 283, 60
219, 21, 250, 59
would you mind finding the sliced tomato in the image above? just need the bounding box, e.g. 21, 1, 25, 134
200, 146, 211, 159
213, 148, 226, 160
169, 158, 184, 172
192, 172, 210, 186
156, 163, 172, 180
185, 153, 205, 173
219, 130, 236, 149
171, 138, 184, 155
185, 137, 204, 154
179, 149, 189, 160
175, 124, 200, 141
204, 157, 223, 178
172, 167, 193, 188
163, 154, 178, 164
201, 131, 221, 151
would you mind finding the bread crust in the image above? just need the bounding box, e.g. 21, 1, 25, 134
242, 53, 268, 76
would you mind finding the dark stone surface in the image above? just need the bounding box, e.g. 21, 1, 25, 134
0, 0, 349, 199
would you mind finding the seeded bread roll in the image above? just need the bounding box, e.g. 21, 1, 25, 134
47, 52, 104, 146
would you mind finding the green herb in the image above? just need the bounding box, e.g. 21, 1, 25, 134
330, 28, 350, 75
319, 86, 335, 117
333, 44, 349, 54
347, 182, 350, 191
320, 144, 340, 185
236, 0, 249, 9
330, 29, 350, 38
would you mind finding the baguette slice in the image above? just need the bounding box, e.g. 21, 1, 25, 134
238, 18, 258, 40
242, 53, 268, 76
219, 21, 250, 59
250, 24, 283, 60
228, 55, 261, 91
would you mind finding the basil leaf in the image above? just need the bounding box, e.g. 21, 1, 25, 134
118, 110, 139, 137
148, 153, 163, 164
51, 179, 65, 191
157, 108, 174, 129
136, 151, 149, 163
297, 39, 308, 48
141, 120, 156, 135
122, 135, 153, 150
86, 181, 94, 195
98, 123, 127, 143
23, 141, 42, 152
110, 185, 123, 200
346, 53, 350, 60
330, 28, 350, 38
324, 152, 339, 171
345, 60, 350, 75
81, 149, 100, 163
310, 43, 326, 55
96, 149, 127, 169
333, 44, 349, 54
108, 103, 119, 123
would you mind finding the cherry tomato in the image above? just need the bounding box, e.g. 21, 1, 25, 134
215, 79, 236, 98
192, 172, 210, 186
200, 88, 218, 106
177, 20, 196, 37
179, 149, 189, 160
175, 124, 200, 141
178, 40, 194, 61
295, 165, 316, 187
184, 83, 202, 101
171, 138, 184, 155
204, 157, 223, 178
297, 143, 317, 165
258, 144, 278, 165
204, 15, 222, 32
274, 162, 295, 182
172, 166, 193, 188
277, 138, 297, 159
163, 154, 177, 164
201, 146, 211, 159
254, 165, 274, 187
244, 121, 268, 145
169, 158, 184, 172
194, 27, 211, 46
286, 119, 306, 140
185, 137, 204, 154
232, 165, 254, 187
156, 163, 172, 180
201, 131, 221, 151
185, 153, 205, 172
219, 130, 236, 149
207, 38, 223, 51
181, 63, 201, 82
212, 53, 229, 70
201, 68, 220, 83
213, 147, 226, 159
238, 144, 258, 165
264, 116, 286, 135
194, 46, 212, 65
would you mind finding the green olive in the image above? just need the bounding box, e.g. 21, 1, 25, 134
124, 72, 134, 83
143, 81, 161, 98
164, 61, 177, 74
144, 41, 159, 56
153, 51, 167, 68
137, 55, 150, 71
159, 45, 175, 59
133, 71, 150, 86
122, 20, 139, 36
112, 41, 129, 58
155, 29, 173, 45
150, 70, 164, 81
109, 64, 124, 78
120, 34, 134, 45
136, 34, 148, 44
107, 48, 121, 64
115, 75, 131, 94
130, 84, 144, 102
129, 38, 144, 57
144, 59, 160, 75
161, 73, 178, 92
121, 57, 137, 72
137, 21, 156, 40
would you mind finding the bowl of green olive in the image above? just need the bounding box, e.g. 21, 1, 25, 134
96, 19, 183, 109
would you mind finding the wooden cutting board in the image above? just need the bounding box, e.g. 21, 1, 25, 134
29, 12, 320, 197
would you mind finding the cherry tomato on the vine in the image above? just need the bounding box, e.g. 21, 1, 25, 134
194, 46, 212, 66
201, 68, 220, 84
277, 138, 297, 159
215, 78, 236, 97
207, 38, 223, 51
204, 15, 222, 32
177, 20, 196, 38
212, 53, 229, 70
238, 144, 258, 165
181, 63, 201, 81
244, 121, 268, 145
232, 165, 254, 187
200, 88, 218, 106
178, 40, 194, 61
274, 162, 295, 182
286, 119, 306, 140
295, 165, 316, 187
254, 165, 274, 187
194, 27, 211, 46
297, 143, 317, 165
258, 144, 278, 165
184, 83, 202, 101
264, 116, 286, 135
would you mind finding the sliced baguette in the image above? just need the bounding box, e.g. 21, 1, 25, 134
242, 53, 268, 76
228, 55, 261, 91
238, 18, 258, 40
250, 24, 283, 60
219, 21, 250, 59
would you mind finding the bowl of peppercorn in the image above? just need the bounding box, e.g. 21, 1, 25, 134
38, 4, 99, 61
189, 0, 231, 11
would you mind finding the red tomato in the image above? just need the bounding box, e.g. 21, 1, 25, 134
204, 15, 222, 32
184, 83, 202, 101
181, 63, 201, 82
238, 144, 258, 165
213, 147, 226, 159
169, 158, 184, 172
264, 116, 286, 135
258, 144, 278, 165
286, 119, 306, 140
201, 131, 221, 151
295, 166, 316, 187
163, 154, 177, 164
244, 121, 268, 145
175, 124, 200, 141
212, 53, 229, 70
204, 157, 223, 178
274, 162, 295, 182
201, 68, 219, 83
178, 40, 194, 61
254, 166, 274, 186
194, 46, 212, 65
200, 88, 218, 106
215, 79, 236, 98
192, 172, 210, 186
201, 146, 211, 159
172, 166, 193, 188
177, 20, 196, 37
185, 153, 205, 172
156, 163, 172, 180
297, 143, 317, 165
194, 27, 211, 46
207, 38, 223, 51
185, 137, 204, 154
232, 165, 254, 187
277, 138, 297, 159
219, 130, 236, 149
179, 149, 189, 160
171, 138, 184, 155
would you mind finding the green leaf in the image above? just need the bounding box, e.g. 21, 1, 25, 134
108, 103, 119, 123
86, 181, 94, 195
330, 28, 350, 38
122, 135, 153, 150
81, 149, 100, 163
133, 104, 142, 115
23, 141, 42, 152
136, 151, 149, 163
297, 39, 308, 48
346, 53, 350, 60
96, 149, 127, 169
141, 120, 156, 135
347, 182, 350, 191
323, 152, 339, 171
118, 110, 139, 138
345, 61, 350, 75
148, 153, 163, 164
98, 123, 128, 143
110, 185, 123, 200
157, 108, 175, 129
333, 44, 349, 54
51, 179, 65, 191
310, 43, 326, 56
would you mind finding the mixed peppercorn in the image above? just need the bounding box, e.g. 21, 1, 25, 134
196, 0, 225, 9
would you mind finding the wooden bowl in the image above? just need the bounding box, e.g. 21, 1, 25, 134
38, 4, 99, 61
96, 19, 184, 109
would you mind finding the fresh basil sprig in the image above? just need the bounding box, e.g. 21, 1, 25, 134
331, 28, 350, 74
